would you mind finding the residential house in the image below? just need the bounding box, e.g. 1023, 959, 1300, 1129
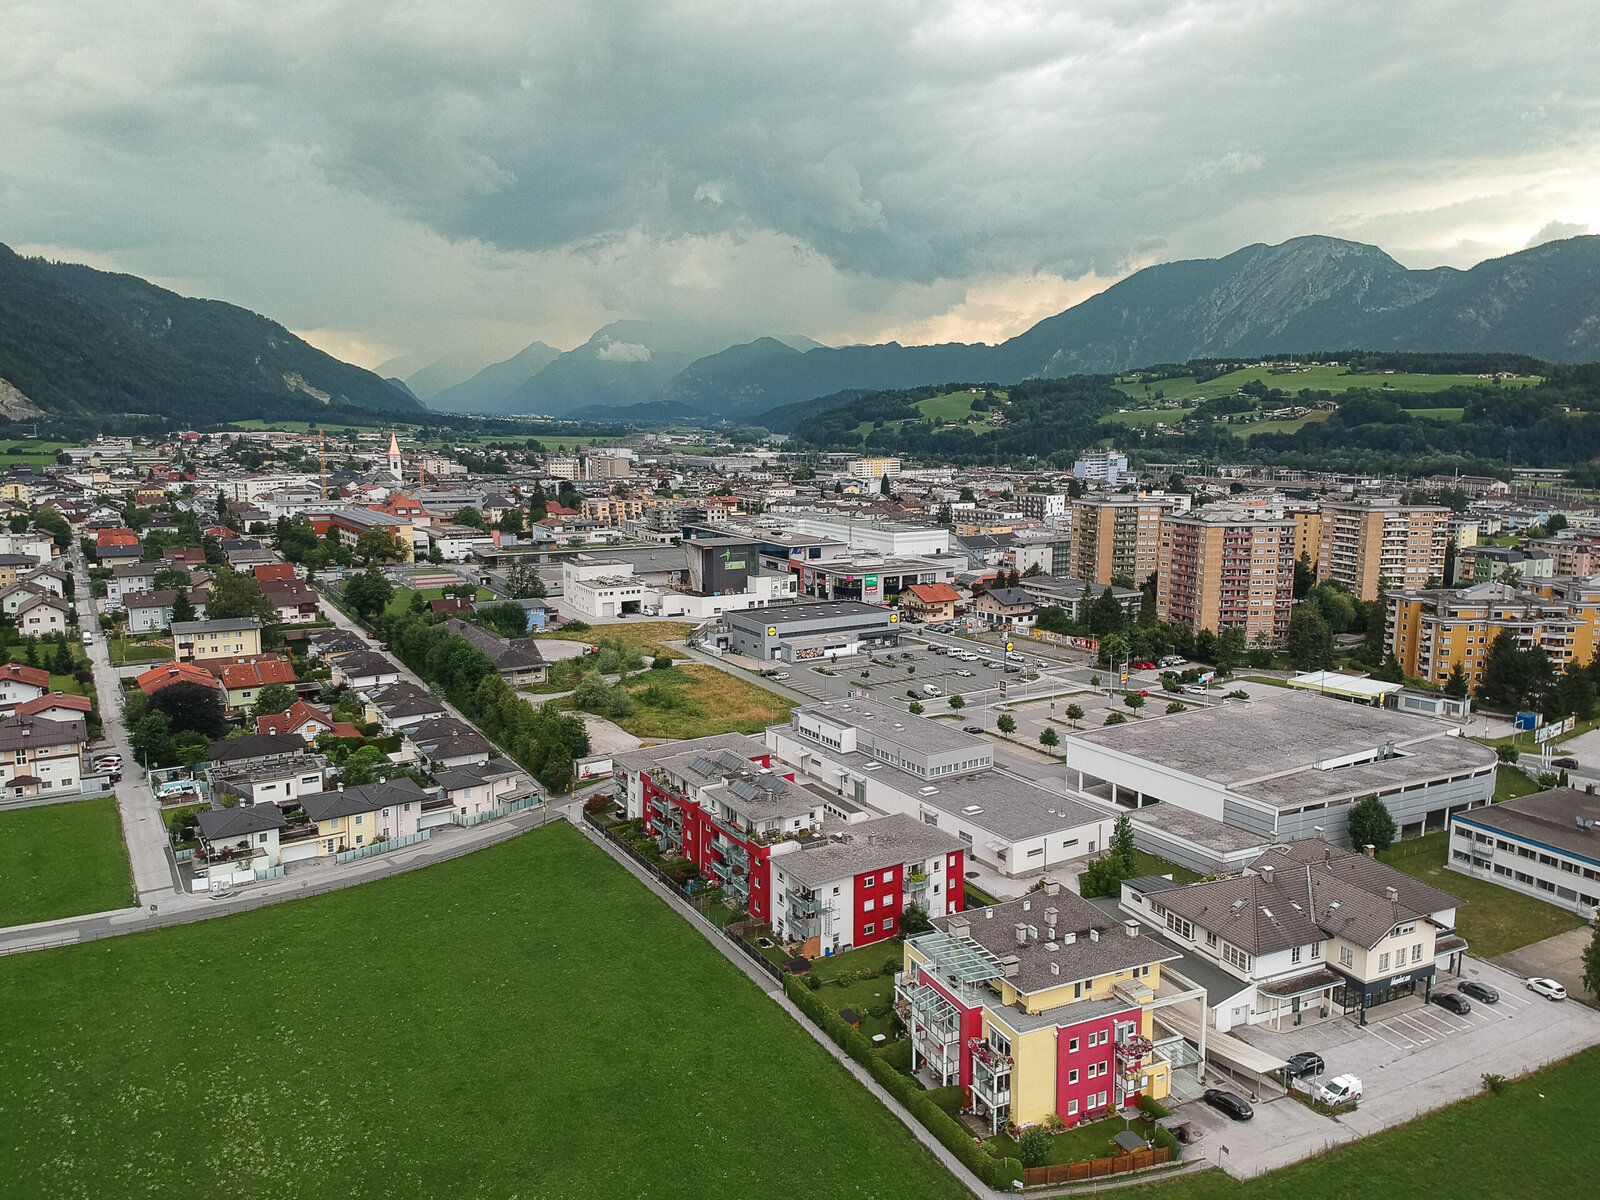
430, 758, 536, 823
213, 754, 329, 807
331, 650, 402, 690
305, 628, 369, 661
0, 712, 88, 799
440, 618, 546, 685
256, 699, 361, 743
136, 661, 226, 700
107, 562, 159, 608
1118, 837, 1466, 1031
404, 716, 492, 768
259, 579, 321, 624
898, 885, 1180, 1134
0, 580, 59, 619
902, 582, 961, 623
207, 732, 309, 774
0, 663, 51, 715
362, 681, 446, 731
196, 805, 286, 873
14, 693, 93, 724
300, 778, 427, 855
122, 588, 209, 633
15, 594, 71, 636
172, 618, 264, 662
212, 657, 298, 712
428, 596, 476, 618
971, 586, 1038, 629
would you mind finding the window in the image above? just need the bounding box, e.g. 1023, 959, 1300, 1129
863, 922, 875, 936
1379, 952, 1390, 972
884, 917, 895, 931
355, 815, 364, 827
1068, 1069, 1079, 1084
863, 898, 875, 912
1340, 946, 1353, 967
1412, 944, 1423, 963
1291, 946, 1302, 965
1068, 1037, 1079, 1053
1067, 1100, 1078, 1116
1205, 931, 1217, 948
1165, 912, 1193, 940
863, 874, 876, 888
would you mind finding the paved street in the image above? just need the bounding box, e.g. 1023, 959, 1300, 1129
1494, 926, 1599, 1004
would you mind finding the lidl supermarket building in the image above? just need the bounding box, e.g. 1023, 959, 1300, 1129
721, 600, 901, 662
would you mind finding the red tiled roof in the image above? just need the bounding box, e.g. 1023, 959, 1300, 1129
0, 663, 50, 688
216, 658, 297, 691
96, 529, 140, 547
14, 692, 93, 716
253, 564, 297, 582
906, 583, 961, 604
136, 662, 221, 695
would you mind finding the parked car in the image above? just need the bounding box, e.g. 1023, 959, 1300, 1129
955, 669, 974, 677
1134, 660, 1156, 670
1459, 980, 1500, 1004
93, 753, 124, 772
1005, 651, 1024, 662
922, 683, 943, 697
1202, 1089, 1253, 1121
770, 671, 790, 681
1033, 658, 1048, 667
1528, 977, 1568, 1000
963, 726, 985, 735
1005, 665, 1022, 674
1158, 656, 1186, 668
1284, 1052, 1325, 1078
1431, 992, 1471, 1015
1182, 684, 1208, 695
81, 630, 94, 644
1315, 1074, 1363, 1106
984, 660, 1002, 670
1552, 756, 1579, 769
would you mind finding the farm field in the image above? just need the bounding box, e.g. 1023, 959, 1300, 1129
0, 797, 134, 926
0, 823, 969, 1200
0, 440, 74, 469
1226, 410, 1334, 437
914, 389, 1006, 422
1115, 365, 1539, 404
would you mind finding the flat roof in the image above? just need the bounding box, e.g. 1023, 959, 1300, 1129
1287, 671, 1402, 699
1456, 787, 1600, 865
1129, 804, 1271, 855
771, 813, 964, 888
798, 698, 989, 759
726, 601, 893, 630
1069, 690, 1496, 812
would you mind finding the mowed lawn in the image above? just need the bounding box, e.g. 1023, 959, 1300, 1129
0, 797, 134, 925
0, 823, 969, 1200
1103, 1044, 1600, 1200
383, 585, 499, 620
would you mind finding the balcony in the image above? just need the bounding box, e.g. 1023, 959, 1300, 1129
904, 872, 930, 895
970, 1053, 1012, 1107
788, 889, 821, 915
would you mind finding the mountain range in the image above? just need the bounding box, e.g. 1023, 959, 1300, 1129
0, 243, 420, 422
404, 234, 1600, 421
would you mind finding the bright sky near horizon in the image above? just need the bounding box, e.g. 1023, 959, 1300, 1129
2, 1, 1595, 370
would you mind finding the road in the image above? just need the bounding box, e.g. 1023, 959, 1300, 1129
72, 549, 182, 903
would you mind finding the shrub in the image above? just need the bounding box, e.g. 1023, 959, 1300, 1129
652, 654, 672, 669
925, 1085, 965, 1115
1482, 1072, 1508, 1095
1151, 1122, 1181, 1158
1138, 1094, 1172, 1120
1496, 744, 1520, 764
908, 701, 924, 715
1104, 711, 1127, 725
1016, 1126, 1052, 1168
1166, 700, 1186, 714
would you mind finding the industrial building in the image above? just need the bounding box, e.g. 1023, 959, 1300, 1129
718, 601, 901, 661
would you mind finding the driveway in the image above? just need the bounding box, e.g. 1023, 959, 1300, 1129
1494, 927, 1598, 1005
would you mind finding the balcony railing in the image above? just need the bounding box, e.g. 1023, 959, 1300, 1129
789, 890, 821, 915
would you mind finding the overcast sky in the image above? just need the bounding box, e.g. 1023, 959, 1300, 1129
3, 1, 1596, 370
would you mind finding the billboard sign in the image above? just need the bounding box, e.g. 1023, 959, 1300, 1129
865, 574, 879, 588
1534, 715, 1576, 744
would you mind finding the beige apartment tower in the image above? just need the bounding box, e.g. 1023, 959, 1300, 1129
1158, 508, 1296, 640
1069, 496, 1170, 586
1295, 500, 1450, 600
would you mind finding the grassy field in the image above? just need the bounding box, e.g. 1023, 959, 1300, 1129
538, 620, 694, 658
1229, 410, 1333, 438
1494, 766, 1541, 803
383, 585, 500, 621
1406, 407, 1465, 421
1101, 1044, 1600, 1200
614, 662, 795, 739
0, 824, 969, 1200
0, 440, 73, 469
1380, 831, 1586, 957
0, 798, 134, 925
914, 389, 1006, 423
1130, 850, 1203, 885
1102, 408, 1182, 426
986, 1116, 1132, 1166
1114, 365, 1540, 404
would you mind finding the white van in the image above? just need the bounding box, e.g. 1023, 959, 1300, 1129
922, 683, 943, 697
81, 630, 94, 645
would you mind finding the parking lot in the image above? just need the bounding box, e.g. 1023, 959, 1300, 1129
1187, 956, 1600, 1178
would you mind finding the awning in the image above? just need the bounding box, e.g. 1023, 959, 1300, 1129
1155, 1007, 1289, 1078
1259, 969, 1342, 999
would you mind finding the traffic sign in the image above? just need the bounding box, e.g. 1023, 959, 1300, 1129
1005, 641, 1014, 652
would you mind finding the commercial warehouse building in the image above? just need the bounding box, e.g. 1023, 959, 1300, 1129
1065, 690, 1497, 847
719, 600, 901, 661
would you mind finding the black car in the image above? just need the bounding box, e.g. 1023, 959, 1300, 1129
1431, 992, 1471, 1015
963, 726, 985, 735
1459, 980, 1500, 1004
1284, 1052, 1325, 1078
1202, 1089, 1253, 1121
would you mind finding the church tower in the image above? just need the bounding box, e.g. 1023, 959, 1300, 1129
387, 429, 403, 481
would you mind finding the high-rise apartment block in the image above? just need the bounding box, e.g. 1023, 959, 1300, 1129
1157, 507, 1296, 640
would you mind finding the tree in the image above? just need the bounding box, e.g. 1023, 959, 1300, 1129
1347, 794, 1398, 854
1166, 700, 1186, 714
152, 567, 191, 591
453, 506, 486, 530
1372, 652, 1406, 684
1124, 692, 1145, 712
496, 507, 526, 534
150, 681, 227, 739
479, 601, 531, 639
959, 487, 976, 503
948, 693, 965, 709
1583, 922, 1600, 1003
50, 640, 74, 675
1086, 587, 1126, 638
1547, 513, 1569, 536
1109, 814, 1136, 873
343, 568, 395, 622
1496, 744, 1520, 764
1285, 603, 1336, 672
206, 569, 275, 625
355, 527, 405, 564
1137, 574, 1159, 628
1016, 1127, 1051, 1169
1214, 628, 1247, 675
1443, 662, 1470, 698
1065, 703, 1084, 727
170, 589, 197, 625
1477, 629, 1554, 712
900, 904, 933, 936
129, 711, 174, 767
250, 683, 297, 719
504, 559, 548, 599
339, 745, 387, 787
1293, 552, 1316, 599
996, 714, 1016, 733
1039, 727, 1059, 747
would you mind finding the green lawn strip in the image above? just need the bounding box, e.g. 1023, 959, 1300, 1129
1494, 766, 1541, 803
1380, 831, 1586, 957
0, 798, 135, 924
1240, 675, 1290, 688
108, 642, 173, 664
1094, 1045, 1599, 1200
1130, 850, 1203, 885
985, 1114, 1135, 1165
1476, 716, 1600, 752
0, 824, 969, 1200
383, 585, 498, 620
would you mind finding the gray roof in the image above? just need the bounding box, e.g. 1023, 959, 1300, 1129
434, 757, 531, 795
771, 813, 963, 889
302, 778, 428, 821
932, 889, 1179, 998
1084, 895, 1253, 1003
613, 731, 762, 775
173, 617, 262, 635
1455, 787, 1600, 866
112, 562, 158, 578
725, 600, 894, 629
336, 651, 400, 678
1069, 690, 1496, 811
798, 698, 989, 758
197, 806, 285, 839
0, 713, 86, 750
980, 587, 1037, 607
208, 733, 305, 763
1129, 804, 1271, 855
441, 619, 545, 672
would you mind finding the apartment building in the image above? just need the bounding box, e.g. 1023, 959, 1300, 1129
1015, 491, 1068, 521
1156, 506, 1295, 640
0, 712, 88, 799
898, 885, 1179, 1133
1385, 578, 1600, 688
171, 618, 264, 663
1119, 838, 1466, 1030
848, 457, 902, 480
769, 813, 966, 957
1068, 496, 1172, 586
1448, 786, 1600, 917
581, 496, 648, 524
1298, 500, 1450, 600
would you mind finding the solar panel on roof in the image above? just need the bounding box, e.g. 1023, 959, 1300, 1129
729, 778, 762, 802
690, 756, 718, 775
716, 751, 748, 771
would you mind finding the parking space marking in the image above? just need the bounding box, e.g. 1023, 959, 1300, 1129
1362, 1020, 1415, 1050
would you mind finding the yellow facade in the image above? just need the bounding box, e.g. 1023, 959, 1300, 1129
1388, 581, 1599, 686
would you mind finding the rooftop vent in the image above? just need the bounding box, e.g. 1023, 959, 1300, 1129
1014, 922, 1029, 946
1050, 961, 1060, 975
1384, 886, 1399, 903
1089, 928, 1100, 942
1124, 919, 1139, 939
1314, 825, 1326, 840
948, 916, 970, 938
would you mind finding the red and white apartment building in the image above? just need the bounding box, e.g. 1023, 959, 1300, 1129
614, 733, 966, 953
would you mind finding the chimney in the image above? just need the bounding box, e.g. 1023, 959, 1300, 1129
1314, 826, 1325, 840
1044, 879, 1060, 896
1089, 928, 1100, 943
1262, 864, 1275, 884
1384, 886, 1398, 903
1364, 844, 1376, 858
948, 916, 970, 938
1044, 906, 1059, 937
1001, 955, 1021, 979
1064, 931, 1076, 945
1022, 898, 1031, 911
1124, 919, 1139, 939
1015, 922, 1029, 946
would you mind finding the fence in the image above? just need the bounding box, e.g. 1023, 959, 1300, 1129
581, 809, 783, 984
253, 864, 286, 881
1022, 1145, 1172, 1187
334, 829, 432, 863
451, 795, 545, 828
173, 848, 194, 863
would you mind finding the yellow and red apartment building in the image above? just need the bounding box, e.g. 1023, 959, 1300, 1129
1386, 576, 1600, 688
615, 733, 966, 952
1156, 506, 1295, 640
898, 887, 1177, 1134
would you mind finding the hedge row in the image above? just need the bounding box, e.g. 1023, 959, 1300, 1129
783, 977, 1023, 1190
